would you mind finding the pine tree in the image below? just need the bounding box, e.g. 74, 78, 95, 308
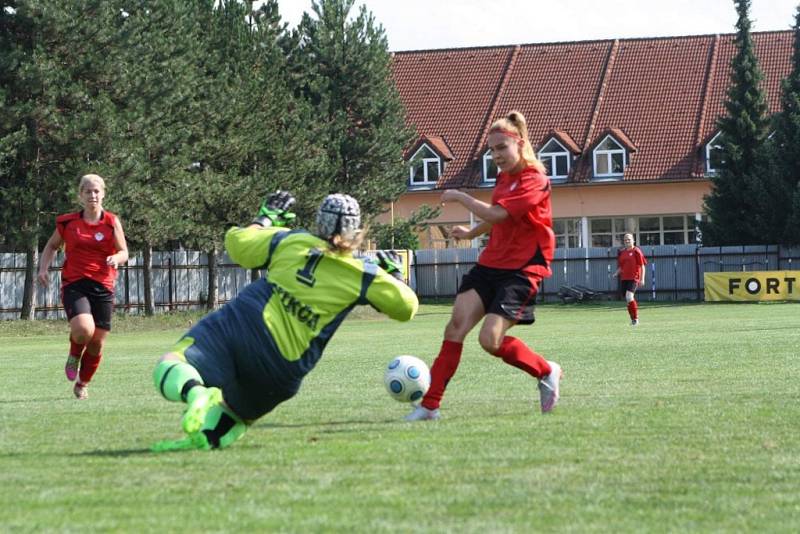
173, 0, 318, 308
0, 0, 118, 318
702, 0, 771, 245
769, 6, 800, 244
99, 0, 206, 315
283, 0, 414, 219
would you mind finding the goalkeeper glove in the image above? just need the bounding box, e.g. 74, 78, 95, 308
376, 250, 404, 281
252, 190, 297, 228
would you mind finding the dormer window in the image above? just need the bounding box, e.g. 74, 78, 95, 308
408, 144, 441, 186
705, 132, 723, 174
482, 150, 498, 184
593, 135, 626, 179
538, 139, 570, 181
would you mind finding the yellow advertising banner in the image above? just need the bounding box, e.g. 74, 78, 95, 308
704, 271, 800, 302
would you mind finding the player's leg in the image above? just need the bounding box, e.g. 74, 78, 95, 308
153, 338, 222, 434
625, 283, 638, 325
152, 402, 248, 452
73, 291, 114, 399
482, 274, 561, 413
62, 284, 94, 382
407, 289, 485, 421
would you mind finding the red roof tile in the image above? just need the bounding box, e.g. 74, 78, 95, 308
391, 31, 792, 188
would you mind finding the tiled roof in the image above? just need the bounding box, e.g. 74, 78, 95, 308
392, 31, 792, 188
421, 135, 454, 160
392, 47, 514, 188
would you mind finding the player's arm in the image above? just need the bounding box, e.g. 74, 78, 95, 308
451, 220, 492, 241
37, 229, 63, 287
226, 190, 297, 269
441, 189, 508, 224
107, 216, 129, 268
365, 250, 418, 320
365, 272, 419, 322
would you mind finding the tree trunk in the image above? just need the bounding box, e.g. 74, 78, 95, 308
143, 245, 156, 316
20, 237, 38, 320
206, 247, 218, 310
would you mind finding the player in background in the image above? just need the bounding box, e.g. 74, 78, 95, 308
152, 192, 418, 451
612, 232, 647, 326
406, 110, 562, 422
37, 174, 129, 399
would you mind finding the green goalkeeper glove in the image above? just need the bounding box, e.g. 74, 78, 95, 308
252, 190, 297, 228
376, 250, 404, 281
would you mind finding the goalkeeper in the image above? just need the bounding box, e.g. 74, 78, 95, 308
152, 192, 417, 451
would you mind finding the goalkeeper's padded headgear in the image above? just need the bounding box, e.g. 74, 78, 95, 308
316, 194, 361, 241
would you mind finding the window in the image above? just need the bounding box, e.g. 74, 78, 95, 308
593, 136, 626, 179
482, 150, 498, 184
638, 217, 661, 246
590, 218, 626, 247
408, 144, 441, 187
705, 132, 723, 174
538, 139, 570, 181
553, 218, 582, 248
634, 215, 696, 245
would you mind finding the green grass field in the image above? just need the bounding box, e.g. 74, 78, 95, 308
1, 301, 799, 532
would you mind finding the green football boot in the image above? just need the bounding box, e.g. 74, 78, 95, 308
181, 386, 223, 435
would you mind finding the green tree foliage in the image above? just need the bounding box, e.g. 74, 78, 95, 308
177, 0, 319, 307
283, 0, 414, 219
702, 0, 771, 245
0, 0, 119, 317
370, 204, 440, 250
767, 5, 800, 244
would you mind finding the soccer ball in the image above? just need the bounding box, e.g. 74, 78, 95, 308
384, 355, 431, 403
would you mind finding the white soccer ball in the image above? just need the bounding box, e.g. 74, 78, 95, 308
384, 355, 431, 403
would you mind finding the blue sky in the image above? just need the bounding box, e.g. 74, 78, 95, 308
275, 0, 799, 51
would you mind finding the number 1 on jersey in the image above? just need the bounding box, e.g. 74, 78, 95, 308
296, 248, 323, 287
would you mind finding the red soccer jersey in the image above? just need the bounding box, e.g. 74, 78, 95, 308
56, 211, 119, 291
617, 246, 647, 281
478, 166, 555, 278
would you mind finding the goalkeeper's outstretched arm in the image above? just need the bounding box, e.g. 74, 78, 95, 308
225, 191, 297, 269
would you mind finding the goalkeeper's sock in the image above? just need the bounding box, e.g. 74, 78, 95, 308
153, 360, 204, 403
627, 300, 638, 320
421, 340, 462, 410
492, 336, 550, 379
78, 351, 102, 384
198, 403, 247, 449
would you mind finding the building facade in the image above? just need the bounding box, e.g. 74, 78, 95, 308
386, 31, 792, 249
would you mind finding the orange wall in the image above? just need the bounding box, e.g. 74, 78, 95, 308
378, 180, 711, 225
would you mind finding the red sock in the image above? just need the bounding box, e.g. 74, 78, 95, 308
78, 351, 102, 384
627, 300, 638, 320
493, 336, 551, 379
421, 340, 463, 410
69, 337, 86, 359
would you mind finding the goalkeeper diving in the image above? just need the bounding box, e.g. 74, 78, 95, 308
152, 191, 418, 451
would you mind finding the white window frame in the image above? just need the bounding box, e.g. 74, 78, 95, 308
705, 132, 723, 175
538, 139, 570, 181
553, 218, 582, 248
482, 150, 497, 185
592, 135, 626, 179
408, 144, 441, 187
589, 217, 627, 247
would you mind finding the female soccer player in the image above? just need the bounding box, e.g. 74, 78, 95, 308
613, 232, 647, 326
38, 174, 129, 399
152, 192, 418, 450
406, 110, 562, 422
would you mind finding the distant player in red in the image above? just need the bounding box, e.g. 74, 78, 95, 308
613, 232, 647, 326
406, 110, 562, 422
38, 174, 129, 399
